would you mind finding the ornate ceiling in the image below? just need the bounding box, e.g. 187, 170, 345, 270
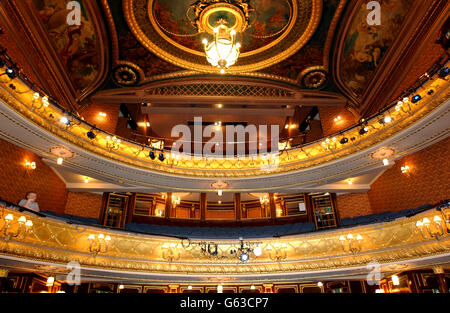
1, 0, 447, 115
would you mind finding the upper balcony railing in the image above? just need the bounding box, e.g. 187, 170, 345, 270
0, 48, 448, 178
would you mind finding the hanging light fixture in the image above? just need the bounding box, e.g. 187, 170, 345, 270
202, 22, 241, 73
190, 0, 252, 73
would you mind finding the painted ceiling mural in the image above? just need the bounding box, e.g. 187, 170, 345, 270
340, 0, 414, 96
152, 0, 292, 53
32, 0, 100, 90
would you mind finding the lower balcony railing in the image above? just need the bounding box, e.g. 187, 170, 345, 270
0, 200, 449, 276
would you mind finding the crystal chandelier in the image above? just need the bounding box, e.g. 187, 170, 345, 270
202, 21, 241, 74
189, 0, 252, 73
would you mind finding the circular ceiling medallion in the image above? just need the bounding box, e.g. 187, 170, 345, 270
50, 147, 74, 159
370, 147, 395, 160
211, 181, 229, 189
198, 3, 247, 34
124, 0, 322, 74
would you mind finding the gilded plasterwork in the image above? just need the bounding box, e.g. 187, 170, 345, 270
123, 0, 322, 74
0, 208, 449, 276
0, 63, 448, 181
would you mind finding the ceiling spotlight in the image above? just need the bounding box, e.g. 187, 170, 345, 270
57, 157, 63, 165
98, 112, 107, 117
333, 116, 342, 123
158, 153, 165, 162
149, 151, 155, 160
411, 95, 422, 103
187, 285, 192, 290
347, 179, 353, 185
251, 285, 255, 290
6, 68, 15, 79
239, 252, 249, 262
359, 127, 368, 135
317, 282, 323, 287
438, 67, 449, 78
217, 189, 223, 196
383, 158, 389, 166
86, 130, 96, 140
84, 177, 89, 183
339, 137, 348, 144
217, 104, 223, 109
253, 246, 262, 257
218, 200, 222, 204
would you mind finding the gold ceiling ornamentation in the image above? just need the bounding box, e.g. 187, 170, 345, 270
0, 64, 448, 181
1, 207, 449, 276
124, 0, 322, 74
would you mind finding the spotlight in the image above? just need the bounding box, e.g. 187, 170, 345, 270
158, 153, 165, 162
57, 157, 63, 165
149, 151, 155, 160
383, 158, 389, 166
5, 68, 15, 79
438, 67, 449, 78
359, 127, 368, 135
239, 252, 249, 262
339, 137, 348, 144
411, 95, 422, 103
86, 130, 96, 140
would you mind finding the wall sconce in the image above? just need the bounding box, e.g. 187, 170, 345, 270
46, 276, 55, 287
321, 137, 337, 151
265, 243, 287, 261
333, 116, 342, 123
339, 234, 363, 254
391, 275, 400, 286
416, 216, 445, 240
171, 195, 181, 207
259, 194, 270, 206
105, 136, 121, 151
161, 242, 182, 262
88, 234, 111, 255
401, 165, 410, 174
25, 161, 36, 175
1, 214, 33, 241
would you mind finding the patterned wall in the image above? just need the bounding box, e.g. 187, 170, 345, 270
79, 102, 120, 134
336, 192, 372, 219
368, 136, 450, 213
0, 138, 67, 213
64, 192, 103, 219
318, 106, 357, 137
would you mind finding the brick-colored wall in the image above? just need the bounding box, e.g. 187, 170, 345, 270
318, 107, 357, 138
0, 138, 67, 213
64, 192, 103, 219
79, 102, 120, 134
368, 136, 450, 213
336, 193, 373, 219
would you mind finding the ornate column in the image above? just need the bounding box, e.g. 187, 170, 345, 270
433, 266, 449, 293
234, 193, 242, 220
200, 193, 207, 221
168, 284, 179, 293
269, 193, 276, 220
263, 284, 274, 293
165, 192, 172, 219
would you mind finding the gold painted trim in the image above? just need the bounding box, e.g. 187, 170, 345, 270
0, 207, 449, 276
124, 0, 322, 74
